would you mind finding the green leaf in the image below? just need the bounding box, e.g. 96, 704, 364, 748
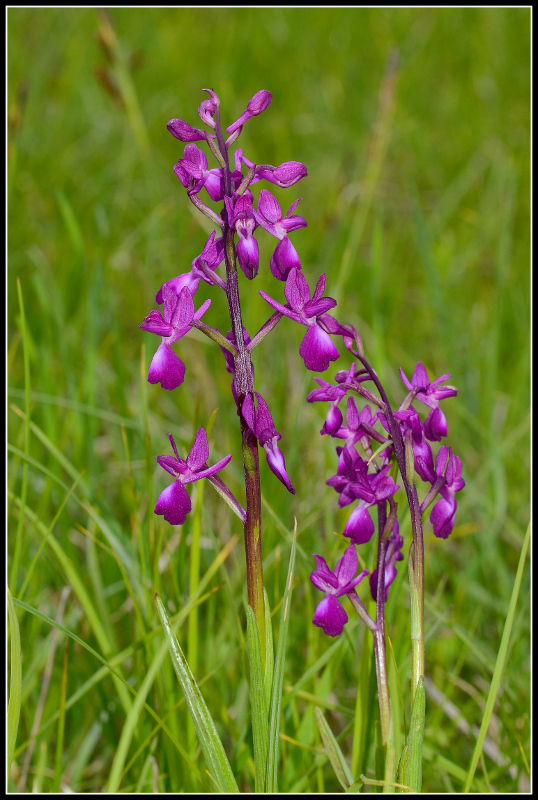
314, 707, 354, 790
246, 605, 269, 793
404, 676, 425, 792
374, 721, 384, 792
155, 594, 239, 793
263, 588, 274, 716
266, 521, 297, 793
7, 588, 22, 779
395, 746, 408, 793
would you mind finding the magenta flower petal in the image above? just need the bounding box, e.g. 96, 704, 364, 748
257, 189, 282, 226
333, 544, 359, 586
154, 481, 192, 525
148, 343, 186, 391
186, 428, 210, 471
263, 437, 295, 494
236, 234, 259, 279
313, 595, 348, 637
430, 495, 457, 539
299, 324, 340, 372
284, 268, 310, 310
140, 310, 174, 337
343, 505, 375, 544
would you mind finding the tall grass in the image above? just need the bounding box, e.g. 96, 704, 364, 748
8, 7, 529, 792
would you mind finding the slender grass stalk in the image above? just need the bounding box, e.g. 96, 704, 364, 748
9, 279, 30, 594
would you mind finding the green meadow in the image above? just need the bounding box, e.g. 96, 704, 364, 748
8, 8, 530, 793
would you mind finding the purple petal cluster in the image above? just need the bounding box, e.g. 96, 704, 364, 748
155, 429, 231, 525
428, 446, 465, 538
260, 269, 341, 371
311, 545, 369, 636
140, 286, 211, 390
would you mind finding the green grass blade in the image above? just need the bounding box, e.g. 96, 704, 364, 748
266, 521, 297, 793
51, 637, 69, 792
463, 521, 530, 792
106, 616, 205, 792
395, 745, 409, 793
404, 676, 425, 792
7, 588, 22, 778
155, 594, 239, 793
9, 279, 31, 594
246, 604, 269, 793
263, 588, 274, 715
314, 706, 353, 790
384, 701, 396, 793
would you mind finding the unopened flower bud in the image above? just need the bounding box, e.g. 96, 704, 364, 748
167, 118, 207, 142
198, 99, 216, 128
226, 90, 272, 134
325, 404, 343, 435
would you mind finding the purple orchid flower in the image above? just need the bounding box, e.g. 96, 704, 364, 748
226, 90, 272, 135
260, 268, 341, 372
242, 392, 295, 493
224, 194, 259, 279
140, 285, 211, 391
326, 446, 399, 544
324, 397, 381, 452
155, 231, 225, 304
155, 429, 232, 525
430, 446, 465, 539
254, 190, 307, 280
234, 150, 307, 189
369, 520, 404, 602
311, 545, 369, 637
307, 378, 347, 434
399, 362, 458, 442
173, 143, 228, 201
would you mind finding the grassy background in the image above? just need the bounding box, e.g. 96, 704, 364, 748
8, 7, 530, 793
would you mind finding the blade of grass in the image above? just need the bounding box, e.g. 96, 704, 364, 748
155, 594, 239, 793
263, 588, 274, 715
403, 676, 425, 792
7, 588, 22, 778
106, 608, 208, 792
314, 707, 353, 790
51, 637, 69, 792
266, 520, 297, 793
12, 595, 204, 782
9, 279, 31, 594
462, 521, 530, 792
246, 605, 269, 793
14, 535, 238, 757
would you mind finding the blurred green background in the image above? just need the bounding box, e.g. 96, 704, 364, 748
8, 7, 529, 793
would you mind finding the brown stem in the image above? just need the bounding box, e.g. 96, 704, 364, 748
214, 103, 266, 661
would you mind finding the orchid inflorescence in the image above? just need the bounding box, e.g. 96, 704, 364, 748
308, 350, 464, 637
140, 90, 464, 757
